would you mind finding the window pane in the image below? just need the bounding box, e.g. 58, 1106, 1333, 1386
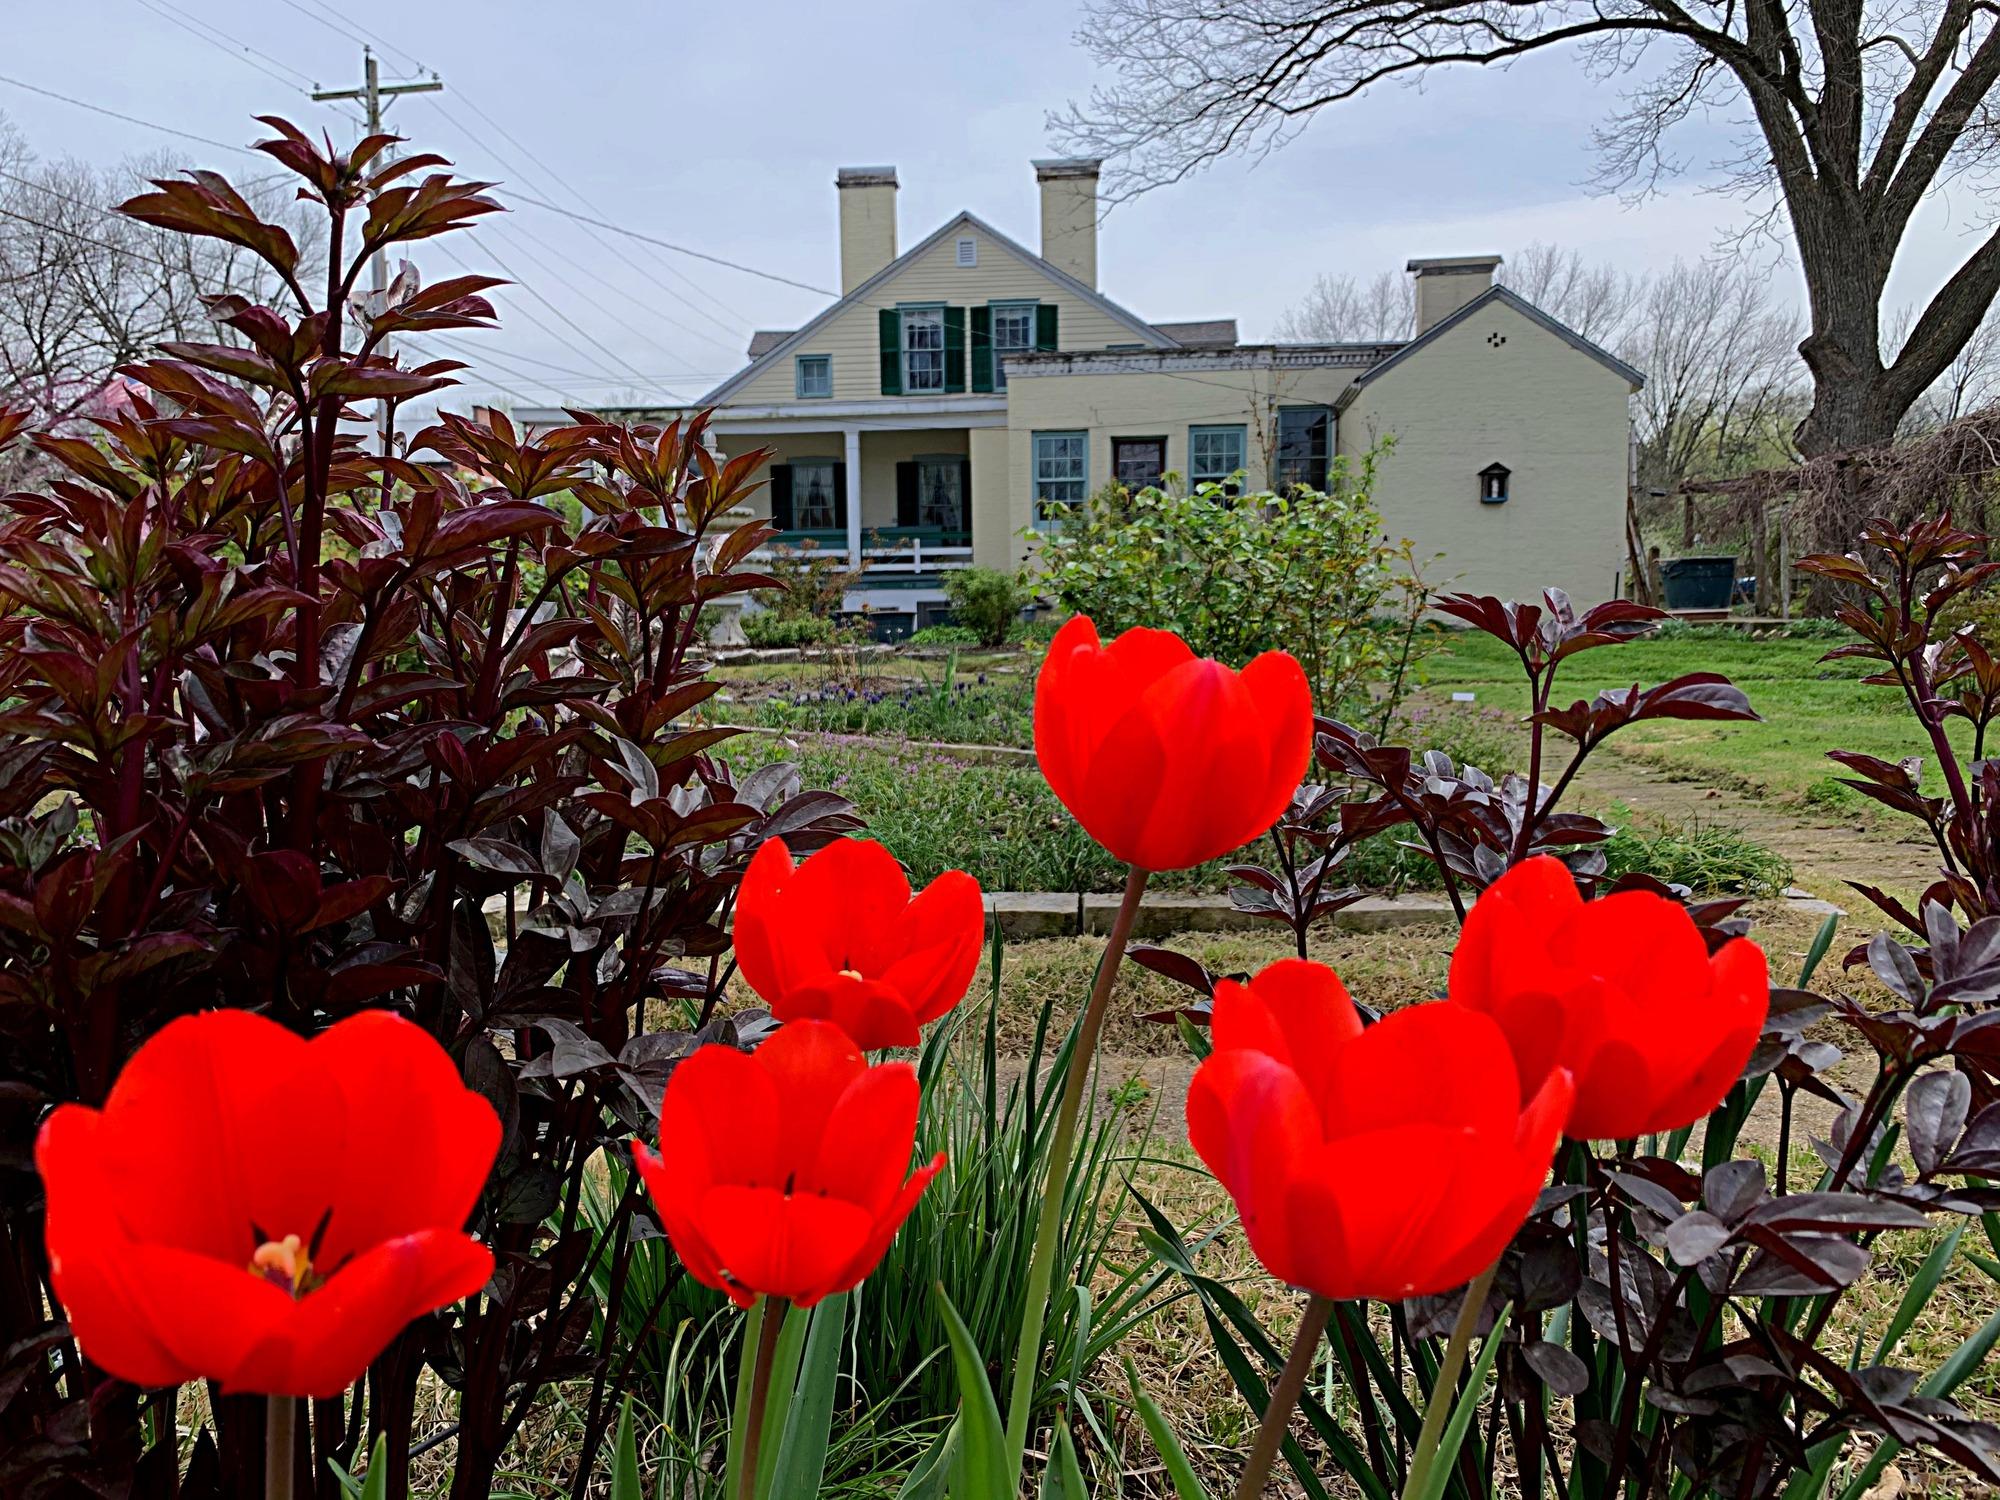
1276, 408, 1331, 490
797, 357, 830, 397
903, 309, 945, 392
794, 462, 836, 528
1033, 432, 1086, 522
916, 458, 965, 530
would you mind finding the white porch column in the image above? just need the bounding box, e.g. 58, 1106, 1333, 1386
843, 426, 863, 565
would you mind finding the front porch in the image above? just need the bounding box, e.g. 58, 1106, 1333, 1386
709, 403, 1007, 621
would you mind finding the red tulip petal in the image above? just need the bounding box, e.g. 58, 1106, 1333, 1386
873, 869, 985, 1026
1324, 1003, 1516, 1140
662, 1044, 775, 1191
1565, 1037, 1657, 1141
1638, 939, 1769, 1132
755, 1021, 868, 1162
1295, 1125, 1463, 1298
97, 1010, 308, 1260
1071, 696, 1169, 867
828, 1150, 945, 1298
117, 1242, 292, 1390
774, 974, 920, 1052
1449, 856, 1581, 1014
1274, 1167, 1351, 1296
1234, 650, 1314, 836
306, 1011, 500, 1268
228, 1230, 492, 1398
695, 1185, 872, 1306
1033, 616, 1108, 811
1552, 888, 1711, 1009
1186, 1050, 1322, 1249
730, 838, 803, 1005
803, 1062, 920, 1213
633, 1142, 731, 1298
1236, 960, 1363, 1106
36, 1108, 190, 1389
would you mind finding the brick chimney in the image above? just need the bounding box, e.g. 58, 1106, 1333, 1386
836, 166, 898, 294
1033, 158, 1101, 289
1408, 255, 1502, 335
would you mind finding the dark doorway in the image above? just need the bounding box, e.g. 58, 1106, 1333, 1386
1112, 436, 1166, 492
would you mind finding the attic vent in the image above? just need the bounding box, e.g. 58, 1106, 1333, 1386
956, 236, 977, 267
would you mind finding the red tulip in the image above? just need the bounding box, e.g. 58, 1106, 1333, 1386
732, 837, 983, 1050
1033, 616, 1312, 872
35, 1010, 498, 1398
631, 1019, 942, 1308
1187, 959, 1571, 1300
1448, 856, 1770, 1140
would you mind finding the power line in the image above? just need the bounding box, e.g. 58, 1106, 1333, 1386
0, 72, 260, 157
420, 331, 726, 384
507, 192, 838, 298
133, 0, 319, 94
413, 95, 749, 343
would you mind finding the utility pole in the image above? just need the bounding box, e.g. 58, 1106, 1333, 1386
313, 48, 443, 454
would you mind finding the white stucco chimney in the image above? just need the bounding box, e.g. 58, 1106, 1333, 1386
1033, 157, 1101, 289
1408, 255, 1503, 335
836, 166, 898, 294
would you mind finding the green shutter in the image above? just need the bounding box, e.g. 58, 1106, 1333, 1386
1034, 304, 1058, 351
970, 306, 994, 394
769, 465, 794, 531
944, 306, 966, 393
878, 308, 901, 396
832, 463, 848, 527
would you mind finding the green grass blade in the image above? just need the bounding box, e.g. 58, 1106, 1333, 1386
766, 1292, 848, 1500
1873, 1224, 1962, 1366
357, 1434, 390, 1500
896, 1420, 959, 1500
938, 1283, 1013, 1500
724, 1298, 764, 1500
1039, 1422, 1091, 1500
1798, 913, 1839, 988
1409, 1303, 1512, 1500
753, 1300, 811, 1499
1123, 1355, 1213, 1500
609, 1396, 643, 1500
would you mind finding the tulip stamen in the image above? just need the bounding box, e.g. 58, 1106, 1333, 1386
837, 967, 863, 982
249, 1227, 326, 1298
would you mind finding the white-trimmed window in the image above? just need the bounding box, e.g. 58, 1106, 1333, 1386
990, 302, 1036, 391
794, 354, 831, 399
916, 455, 966, 530
901, 306, 945, 392
1190, 424, 1247, 495
793, 459, 839, 529
1032, 430, 1088, 526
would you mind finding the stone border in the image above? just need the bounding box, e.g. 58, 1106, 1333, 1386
984, 890, 1455, 941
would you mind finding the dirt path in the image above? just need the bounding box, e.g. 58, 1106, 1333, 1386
1572, 751, 1944, 900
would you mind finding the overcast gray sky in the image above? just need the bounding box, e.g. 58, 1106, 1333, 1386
4, 0, 1990, 409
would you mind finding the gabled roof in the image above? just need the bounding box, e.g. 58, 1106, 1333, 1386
746, 330, 794, 358
1154, 318, 1237, 348
698, 210, 1178, 405
1339, 285, 1644, 407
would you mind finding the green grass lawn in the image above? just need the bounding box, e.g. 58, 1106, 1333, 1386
1412, 625, 1972, 809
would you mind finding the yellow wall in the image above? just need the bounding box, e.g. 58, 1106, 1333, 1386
999, 361, 1365, 556
713, 429, 977, 538
720, 222, 1152, 406
1340, 298, 1634, 603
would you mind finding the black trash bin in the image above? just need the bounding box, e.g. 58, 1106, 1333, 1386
1659, 555, 1738, 610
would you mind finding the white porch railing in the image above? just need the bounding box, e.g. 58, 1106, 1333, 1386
748, 537, 975, 574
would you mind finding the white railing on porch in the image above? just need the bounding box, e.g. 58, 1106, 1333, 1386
747, 539, 975, 574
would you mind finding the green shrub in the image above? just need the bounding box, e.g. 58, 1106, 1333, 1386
942, 566, 1031, 647
741, 611, 837, 649
764, 543, 858, 621
1030, 448, 1433, 723
909, 623, 982, 647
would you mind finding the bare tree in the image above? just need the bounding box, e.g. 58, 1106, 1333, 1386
1501, 242, 1643, 346
1055, 0, 2000, 457
1894, 302, 2000, 434
1628, 259, 1802, 493
1272, 268, 1411, 339
0, 115, 307, 440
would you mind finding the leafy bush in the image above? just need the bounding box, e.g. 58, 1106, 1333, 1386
742, 610, 838, 648
0, 121, 861, 1500
764, 542, 859, 621
1031, 454, 1433, 722
942, 566, 1030, 647
909, 623, 982, 646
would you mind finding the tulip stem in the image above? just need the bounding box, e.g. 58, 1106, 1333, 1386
1003, 862, 1149, 1475
1401, 1262, 1500, 1500
1234, 1293, 1335, 1500
265, 1395, 295, 1500
737, 1294, 788, 1500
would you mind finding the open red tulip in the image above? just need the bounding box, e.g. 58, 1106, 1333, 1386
35, 1009, 498, 1398
631, 1019, 943, 1307
1033, 616, 1312, 872
732, 836, 984, 1050
1448, 856, 1770, 1140
1187, 959, 1571, 1301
